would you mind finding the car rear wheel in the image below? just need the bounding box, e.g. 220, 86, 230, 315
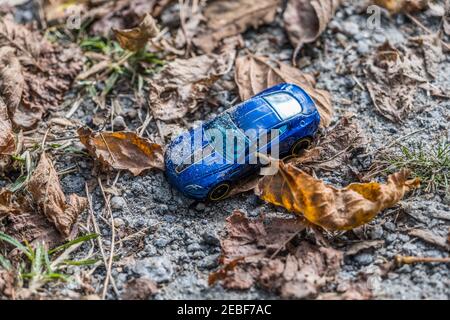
290, 137, 312, 156
208, 182, 231, 201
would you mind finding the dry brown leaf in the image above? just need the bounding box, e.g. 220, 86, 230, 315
210, 211, 343, 299
121, 277, 158, 300
0, 97, 15, 156
410, 34, 443, 79
88, 0, 172, 37
78, 128, 164, 175
283, 0, 342, 59
373, 0, 429, 13
345, 240, 384, 256
289, 114, 366, 174
235, 54, 333, 127
408, 229, 449, 251
256, 162, 420, 231
0, 269, 15, 298
149, 51, 235, 120
0, 187, 64, 247
193, 0, 281, 53
113, 13, 159, 52
0, 15, 82, 129
365, 42, 428, 122
28, 153, 87, 237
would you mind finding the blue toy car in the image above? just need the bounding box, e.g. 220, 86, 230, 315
164, 83, 320, 201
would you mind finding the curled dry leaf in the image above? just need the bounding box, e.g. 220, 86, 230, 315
0, 15, 82, 129
210, 211, 344, 299
256, 162, 420, 231
113, 13, 159, 52
28, 153, 87, 237
235, 54, 333, 127
78, 128, 164, 175
0, 98, 15, 157
289, 114, 366, 174
283, 0, 342, 59
373, 0, 429, 13
149, 52, 235, 121
193, 0, 281, 53
365, 42, 428, 122
88, 0, 172, 37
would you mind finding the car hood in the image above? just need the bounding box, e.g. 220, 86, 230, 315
165, 126, 230, 186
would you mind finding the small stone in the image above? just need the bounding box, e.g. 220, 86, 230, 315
113, 115, 127, 130
198, 254, 219, 269
201, 231, 221, 246
398, 234, 410, 242
385, 233, 397, 244
354, 253, 374, 266
383, 221, 396, 232
110, 196, 127, 210
357, 41, 370, 55
132, 256, 173, 283
154, 238, 170, 248
369, 225, 384, 240
187, 243, 201, 252
113, 218, 125, 228
195, 202, 206, 211
341, 21, 360, 36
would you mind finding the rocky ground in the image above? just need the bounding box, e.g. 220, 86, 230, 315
2, 1, 449, 300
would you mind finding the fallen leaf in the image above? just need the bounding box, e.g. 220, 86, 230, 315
0, 269, 15, 298
235, 54, 333, 127
345, 240, 384, 256
121, 277, 158, 300
410, 34, 443, 79
256, 162, 420, 231
113, 13, 159, 52
365, 42, 428, 122
193, 0, 281, 53
210, 211, 343, 298
283, 0, 342, 59
43, 0, 88, 23
408, 229, 449, 251
149, 51, 235, 121
0, 188, 64, 247
289, 114, 366, 174
373, 0, 429, 13
0, 97, 15, 156
88, 0, 172, 37
77, 128, 165, 175
0, 15, 82, 129
28, 153, 87, 237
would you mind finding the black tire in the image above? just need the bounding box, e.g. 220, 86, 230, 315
208, 182, 231, 201
290, 137, 312, 156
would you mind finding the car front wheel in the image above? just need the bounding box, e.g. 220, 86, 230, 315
208, 182, 231, 201
290, 137, 312, 156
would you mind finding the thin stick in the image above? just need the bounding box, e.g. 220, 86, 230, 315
85, 183, 119, 297
98, 172, 121, 299
406, 13, 450, 51
395, 255, 450, 265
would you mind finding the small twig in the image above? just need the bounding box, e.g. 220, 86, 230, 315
99, 133, 117, 164
85, 183, 119, 297
98, 172, 121, 300
406, 13, 450, 51
395, 255, 450, 265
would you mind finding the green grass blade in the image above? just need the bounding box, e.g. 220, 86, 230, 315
49, 233, 99, 255
0, 232, 32, 259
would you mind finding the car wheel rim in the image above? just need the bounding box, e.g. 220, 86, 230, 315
209, 183, 230, 201
291, 138, 311, 155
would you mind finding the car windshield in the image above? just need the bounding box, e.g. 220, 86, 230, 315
264, 93, 302, 120
204, 112, 248, 162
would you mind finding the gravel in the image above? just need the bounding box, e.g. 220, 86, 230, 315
9, 1, 449, 300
